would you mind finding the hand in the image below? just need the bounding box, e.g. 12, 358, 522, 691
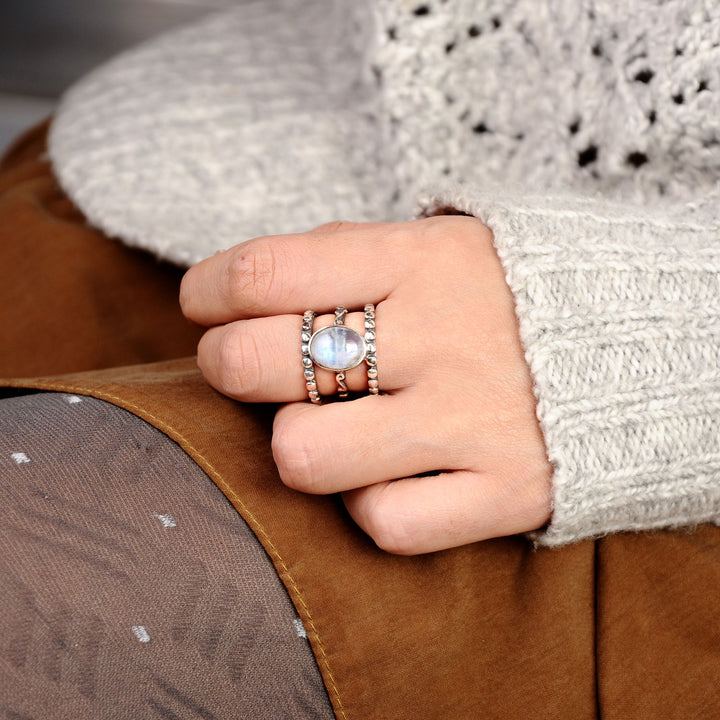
179, 216, 553, 554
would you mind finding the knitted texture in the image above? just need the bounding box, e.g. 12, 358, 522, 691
49, 0, 388, 266
373, 0, 720, 214
47, 1, 720, 544
421, 189, 720, 545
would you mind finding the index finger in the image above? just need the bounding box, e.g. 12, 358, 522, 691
179, 221, 406, 326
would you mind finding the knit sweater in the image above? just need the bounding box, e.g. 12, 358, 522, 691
48, 0, 720, 546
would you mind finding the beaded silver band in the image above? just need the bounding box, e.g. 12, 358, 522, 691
364, 304, 379, 395
301, 310, 321, 404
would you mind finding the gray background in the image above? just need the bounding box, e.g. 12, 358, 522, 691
0, 0, 236, 152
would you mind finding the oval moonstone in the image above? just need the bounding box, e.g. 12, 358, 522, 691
308, 325, 366, 371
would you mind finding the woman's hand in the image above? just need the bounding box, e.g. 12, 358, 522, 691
180, 216, 553, 554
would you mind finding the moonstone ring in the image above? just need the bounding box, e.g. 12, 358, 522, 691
301, 305, 379, 402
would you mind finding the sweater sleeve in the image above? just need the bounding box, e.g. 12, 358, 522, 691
420, 187, 720, 546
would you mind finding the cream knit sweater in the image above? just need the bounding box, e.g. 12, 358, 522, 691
49, 0, 720, 546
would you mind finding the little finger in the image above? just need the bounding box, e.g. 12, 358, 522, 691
342, 470, 552, 555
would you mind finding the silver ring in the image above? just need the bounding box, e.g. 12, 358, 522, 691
302, 305, 379, 402
364, 304, 379, 395
301, 311, 321, 404
332, 307, 350, 397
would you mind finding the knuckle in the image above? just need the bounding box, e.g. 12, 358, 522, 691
225, 331, 264, 396
224, 240, 291, 313
203, 329, 264, 397
417, 215, 492, 260
271, 418, 322, 493
361, 490, 417, 555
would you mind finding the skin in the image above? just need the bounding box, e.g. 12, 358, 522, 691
180, 216, 553, 554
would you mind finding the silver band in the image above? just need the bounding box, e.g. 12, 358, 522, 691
364, 304, 379, 395
301, 310, 321, 404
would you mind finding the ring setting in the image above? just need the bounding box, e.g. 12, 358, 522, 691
309, 324, 366, 372
301, 305, 379, 403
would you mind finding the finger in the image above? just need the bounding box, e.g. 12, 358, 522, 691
198, 311, 382, 401
342, 470, 553, 555
196, 301, 412, 402
180, 222, 410, 326
272, 392, 462, 494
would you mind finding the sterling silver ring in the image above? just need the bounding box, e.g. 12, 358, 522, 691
302, 305, 379, 402
301, 311, 321, 404
363, 304, 379, 395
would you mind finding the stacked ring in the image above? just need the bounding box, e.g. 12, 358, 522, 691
364, 304, 379, 395
332, 307, 351, 398
301, 310, 321, 404
302, 305, 379, 403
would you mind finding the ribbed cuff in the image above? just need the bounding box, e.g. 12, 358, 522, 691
421, 187, 720, 546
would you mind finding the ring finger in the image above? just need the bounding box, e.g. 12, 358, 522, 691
196, 302, 410, 403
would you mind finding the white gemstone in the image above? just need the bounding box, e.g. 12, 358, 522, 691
309, 326, 366, 371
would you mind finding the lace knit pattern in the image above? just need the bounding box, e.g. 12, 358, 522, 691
373, 0, 720, 213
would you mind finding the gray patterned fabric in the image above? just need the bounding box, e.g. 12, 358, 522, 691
0, 392, 333, 719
